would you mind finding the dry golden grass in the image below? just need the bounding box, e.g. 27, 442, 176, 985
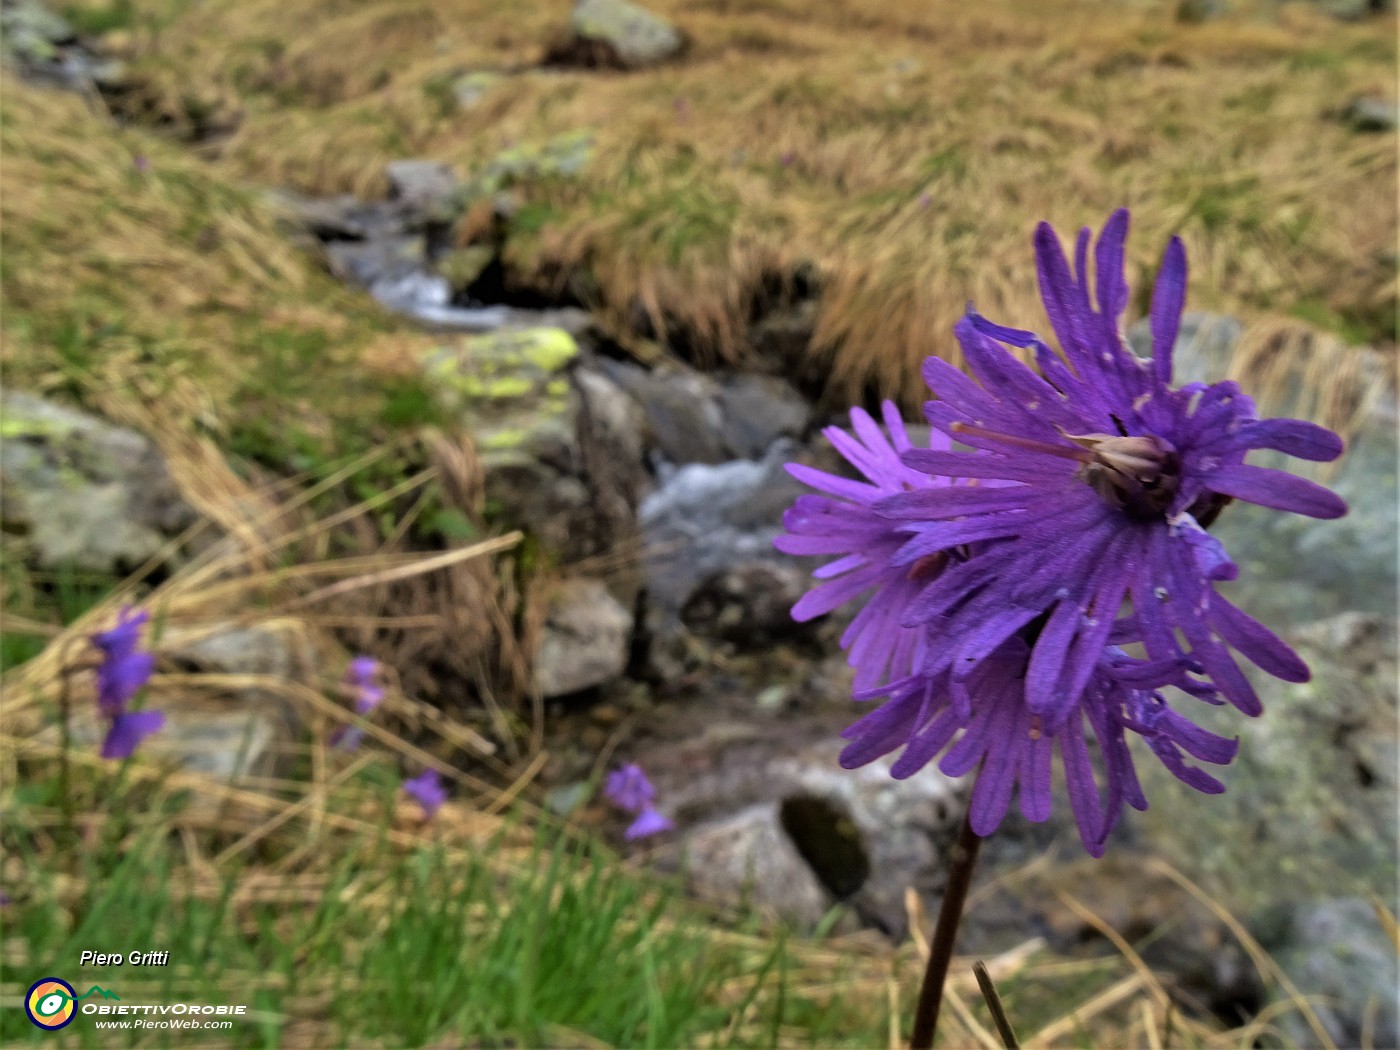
77, 0, 1398, 422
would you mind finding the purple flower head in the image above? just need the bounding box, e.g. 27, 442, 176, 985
878, 209, 1345, 725
331, 656, 385, 751
604, 763, 656, 813
625, 805, 674, 841
403, 769, 448, 819
90, 606, 161, 759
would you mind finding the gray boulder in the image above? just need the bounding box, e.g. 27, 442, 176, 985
1, 391, 200, 573
533, 577, 633, 697
1257, 898, 1399, 1049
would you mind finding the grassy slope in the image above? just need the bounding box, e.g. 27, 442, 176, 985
68, 0, 1399, 410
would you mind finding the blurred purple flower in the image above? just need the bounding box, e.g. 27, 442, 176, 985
403, 769, 447, 819
604, 763, 655, 813
625, 806, 674, 840
133, 154, 149, 174
330, 655, 384, 751
90, 606, 162, 760
917, 192, 932, 209
780, 150, 796, 168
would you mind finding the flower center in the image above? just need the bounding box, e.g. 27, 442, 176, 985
1065, 433, 1179, 520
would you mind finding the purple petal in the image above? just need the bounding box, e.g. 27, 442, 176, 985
624, 806, 674, 840
604, 763, 656, 812
1094, 208, 1132, 325
1208, 597, 1310, 683
1234, 419, 1344, 462
1150, 236, 1187, 387
100, 710, 165, 760
1207, 464, 1347, 519
403, 769, 448, 818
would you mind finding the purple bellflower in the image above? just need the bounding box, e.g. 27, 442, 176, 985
330, 656, 384, 751
403, 769, 448, 819
604, 763, 657, 813
625, 806, 675, 840
779, 210, 1344, 855
90, 606, 163, 760
604, 763, 672, 840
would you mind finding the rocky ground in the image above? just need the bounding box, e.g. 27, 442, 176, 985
3, 0, 1397, 1045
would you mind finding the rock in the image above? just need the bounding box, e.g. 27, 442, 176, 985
533, 577, 633, 697
0, 0, 73, 65
549, 0, 685, 70
1133, 613, 1397, 915
637, 445, 812, 660
1256, 898, 1398, 1049
268, 191, 404, 242
716, 375, 811, 459
469, 131, 595, 198
384, 159, 460, 223
167, 624, 305, 679
680, 562, 811, 644
602, 359, 729, 465
437, 245, 495, 294
325, 235, 427, 288
0, 391, 201, 573
1341, 95, 1398, 132
647, 727, 968, 933
452, 70, 501, 108
681, 803, 836, 927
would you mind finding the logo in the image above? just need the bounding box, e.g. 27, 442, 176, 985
24, 979, 120, 1030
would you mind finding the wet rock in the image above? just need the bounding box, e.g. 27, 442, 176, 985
384, 159, 460, 223
1256, 898, 1398, 1049
548, 0, 685, 70
716, 375, 811, 459
638, 445, 810, 659
325, 235, 426, 287
437, 245, 496, 294
0, 391, 201, 573
1134, 613, 1398, 914
269, 191, 401, 242
0, 0, 73, 64
1341, 95, 1398, 132
534, 577, 633, 697
601, 360, 729, 465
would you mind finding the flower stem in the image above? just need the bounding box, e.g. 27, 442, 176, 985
910, 804, 982, 1050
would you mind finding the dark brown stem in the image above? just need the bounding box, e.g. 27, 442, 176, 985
910, 804, 982, 1050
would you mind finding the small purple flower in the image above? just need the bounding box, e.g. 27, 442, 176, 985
90, 606, 162, 760
917, 192, 932, 209
625, 806, 674, 841
780, 150, 796, 168
403, 769, 448, 819
331, 656, 384, 751
101, 711, 167, 761
604, 763, 656, 813
133, 154, 149, 174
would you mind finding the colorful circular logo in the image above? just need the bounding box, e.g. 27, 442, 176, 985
25, 978, 77, 1030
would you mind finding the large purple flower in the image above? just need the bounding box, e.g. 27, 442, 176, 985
879, 210, 1346, 726
774, 402, 957, 690
90, 606, 163, 760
